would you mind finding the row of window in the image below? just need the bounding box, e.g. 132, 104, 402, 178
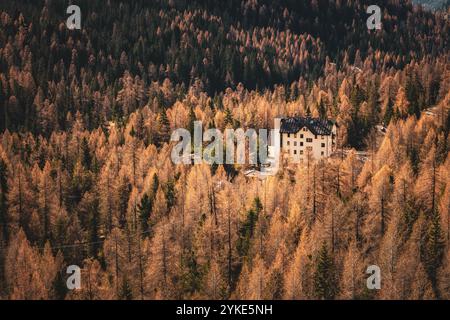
287, 132, 325, 140
291, 150, 326, 156
286, 141, 326, 148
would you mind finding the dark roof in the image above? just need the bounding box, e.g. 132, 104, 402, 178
280, 117, 336, 136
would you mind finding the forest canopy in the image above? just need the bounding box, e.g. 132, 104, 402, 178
0, 0, 448, 300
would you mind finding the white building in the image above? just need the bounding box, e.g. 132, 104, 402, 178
274, 117, 337, 162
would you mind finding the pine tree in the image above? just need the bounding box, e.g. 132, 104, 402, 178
224, 108, 233, 128
118, 277, 133, 300
188, 107, 196, 137
318, 100, 327, 119
313, 242, 338, 299
383, 97, 394, 126
137, 193, 152, 233
181, 250, 203, 296
38, 162, 55, 243
135, 113, 146, 142
151, 174, 159, 197
421, 210, 445, 298
88, 195, 101, 259
158, 110, 171, 145
117, 176, 132, 229
236, 197, 262, 259
165, 180, 176, 211
80, 137, 92, 170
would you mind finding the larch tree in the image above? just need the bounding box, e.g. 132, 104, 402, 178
264, 244, 286, 300
103, 227, 130, 298
202, 259, 227, 300
437, 249, 450, 300
8, 161, 35, 236
99, 161, 115, 233
145, 220, 175, 299
68, 258, 112, 300
394, 86, 410, 118
341, 149, 360, 197
339, 241, 363, 299
5, 229, 49, 299
246, 255, 266, 300
378, 213, 402, 299
0, 159, 9, 243
217, 182, 240, 293
393, 163, 417, 237
368, 165, 392, 236
37, 161, 57, 243
415, 145, 442, 216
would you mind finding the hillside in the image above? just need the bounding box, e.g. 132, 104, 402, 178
0, 0, 448, 300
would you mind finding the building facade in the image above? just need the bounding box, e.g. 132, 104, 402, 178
274, 117, 337, 162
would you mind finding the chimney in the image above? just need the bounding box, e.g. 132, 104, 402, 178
273, 117, 282, 131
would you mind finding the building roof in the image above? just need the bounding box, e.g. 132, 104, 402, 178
279, 117, 336, 136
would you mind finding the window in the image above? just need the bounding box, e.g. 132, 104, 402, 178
306, 146, 313, 151
300, 142, 304, 146
287, 133, 290, 138
294, 141, 297, 146
300, 150, 304, 155
294, 150, 297, 155
306, 138, 313, 143
287, 141, 290, 146
321, 151, 324, 156
300, 134, 304, 138
321, 143, 325, 148
315, 135, 317, 139
321, 135, 324, 139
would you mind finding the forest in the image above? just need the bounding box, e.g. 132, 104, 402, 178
0, 0, 448, 300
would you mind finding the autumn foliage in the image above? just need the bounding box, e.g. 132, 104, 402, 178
0, 0, 449, 300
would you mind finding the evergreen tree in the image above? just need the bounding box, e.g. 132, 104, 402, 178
117, 177, 132, 229
0, 160, 8, 242
165, 180, 176, 211
151, 174, 159, 197
88, 195, 101, 259
80, 137, 92, 170
313, 242, 338, 300
137, 193, 152, 233
318, 100, 327, 119
158, 110, 171, 145
224, 108, 233, 127
384, 97, 394, 126
421, 210, 445, 297
181, 250, 203, 296
188, 107, 196, 137
409, 146, 420, 175
118, 277, 133, 300
236, 197, 262, 259
405, 73, 424, 118
135, 113, 146, 142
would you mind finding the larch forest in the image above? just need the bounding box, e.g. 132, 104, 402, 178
0, 0, 448, 300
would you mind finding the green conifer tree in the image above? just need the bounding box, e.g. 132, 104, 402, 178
313, 242, 338, 299
137, 193, 152, 233
119, 277, 133, 300
421, 210, 445, 297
